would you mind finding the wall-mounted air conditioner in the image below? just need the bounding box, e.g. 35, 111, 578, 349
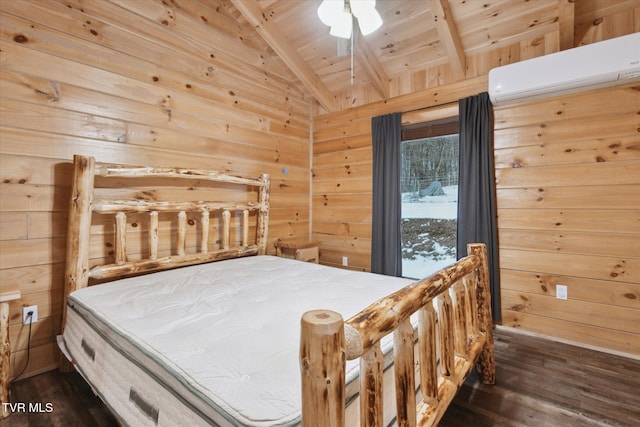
488, 33, 640, 106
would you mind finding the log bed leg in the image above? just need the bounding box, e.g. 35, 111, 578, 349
468, 243, 496, 385
63, 155, 96, 321
300, 310, 345, 427
60, 155, 95, 372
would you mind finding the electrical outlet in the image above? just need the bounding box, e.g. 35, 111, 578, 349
23, 305, 38, 324
342, 256, 348, 266
556, 285, 568, 300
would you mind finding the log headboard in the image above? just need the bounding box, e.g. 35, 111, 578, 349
62, 154, 270, 325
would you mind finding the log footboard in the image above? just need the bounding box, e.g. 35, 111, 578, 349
300, 243, 495, 426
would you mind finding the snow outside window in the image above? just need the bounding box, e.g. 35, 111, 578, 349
401, 134, 459, 279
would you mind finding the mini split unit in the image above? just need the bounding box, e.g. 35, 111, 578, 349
488, 32, 640, 106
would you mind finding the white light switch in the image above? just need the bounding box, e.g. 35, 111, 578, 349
556, 285, 568, 300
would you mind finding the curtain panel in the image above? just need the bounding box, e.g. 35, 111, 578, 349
457, 92, 501, 322
371, 112, 402, 276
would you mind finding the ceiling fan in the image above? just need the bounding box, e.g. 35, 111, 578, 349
317, 0, 383, 84
317, 0, 383, 38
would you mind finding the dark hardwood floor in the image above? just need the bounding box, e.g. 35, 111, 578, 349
2, 327, 639, 426
439, 327, 640, 427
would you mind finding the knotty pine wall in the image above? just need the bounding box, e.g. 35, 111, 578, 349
0, 1, 311, 378
313, 76, 487, 270
311, 23, 574, 271
313, 47, 639, 354
495, 82, 640, 356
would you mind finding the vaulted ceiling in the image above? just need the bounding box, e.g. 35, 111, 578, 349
218, 0, 639, 112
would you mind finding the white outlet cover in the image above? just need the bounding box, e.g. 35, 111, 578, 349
23, 305, 38, 324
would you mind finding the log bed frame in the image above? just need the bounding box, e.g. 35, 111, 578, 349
62, 154, 270, 325
62, 154, 495, 426
300, 243, 496, 426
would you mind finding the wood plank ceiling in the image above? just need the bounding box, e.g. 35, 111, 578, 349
222, 0, 638, 112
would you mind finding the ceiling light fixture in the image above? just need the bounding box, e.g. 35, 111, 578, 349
317, 0, 382, 39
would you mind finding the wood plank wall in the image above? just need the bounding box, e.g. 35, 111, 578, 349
495, 81, 640, 356
313, 75, 487, 271
313, 34, 639, 355
0, 0, 310, 379
311, 22, 567, 271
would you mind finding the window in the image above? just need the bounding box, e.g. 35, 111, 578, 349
401, 117, 459, 279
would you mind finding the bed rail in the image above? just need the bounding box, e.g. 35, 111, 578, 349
300, 243, 495, 426
62, 154, 270, 324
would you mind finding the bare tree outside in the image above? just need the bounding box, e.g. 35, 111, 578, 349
401, 135, 459, 279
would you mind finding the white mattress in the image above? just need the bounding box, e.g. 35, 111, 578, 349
63, 255, 414, 426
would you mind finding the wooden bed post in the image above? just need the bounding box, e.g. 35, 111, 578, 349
300, 310, 346, 426
468, 243, 496, 384
60, 155, 95, 371
256, 173, 270, 255
62, 155, 95, 327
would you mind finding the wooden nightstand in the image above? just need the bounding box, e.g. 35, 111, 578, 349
1, 289, 21, 419
275, 239, 320, 263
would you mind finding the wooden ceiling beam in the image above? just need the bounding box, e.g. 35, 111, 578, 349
432, 0, 466, 81
354, 30, 390, 100
231, 0, 336, 112
558, 0, 576, 50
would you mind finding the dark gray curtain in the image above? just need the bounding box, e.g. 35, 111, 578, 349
457, 92, 501, 322
371, 112, 402, 276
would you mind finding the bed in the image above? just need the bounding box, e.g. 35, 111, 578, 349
60, 154, 495, 426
